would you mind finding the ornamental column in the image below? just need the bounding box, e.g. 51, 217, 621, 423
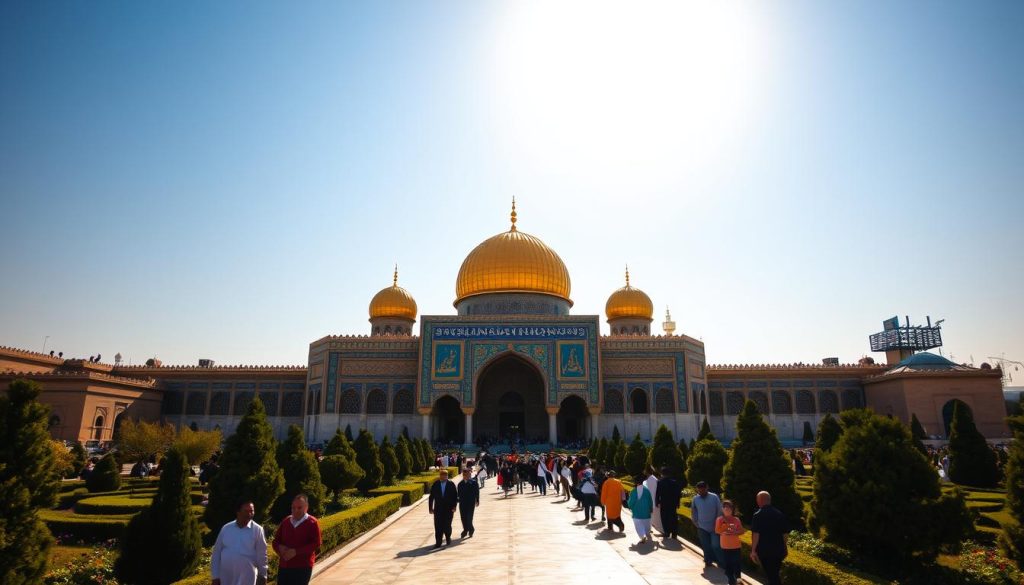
546, 406, 559, 445
418, 406, 432, 440
462, 407, 475, 446
588, 406, 602, 439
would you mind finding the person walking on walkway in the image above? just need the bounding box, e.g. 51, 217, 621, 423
536, 458, 549, 496
273, 494, 322, 585
211, 500, 268, 585
691, 480, 724, 569
457, 468, 480, 538
559, 460, 573, 502
655, 466, 683, 540
751, 490, 789, 585
579, 469, 600, 522
600, 470, 626, 532
627, 475, 655, 544
428, 469, 459, 549
643, 467, 662, 536
715, 500, 746, 585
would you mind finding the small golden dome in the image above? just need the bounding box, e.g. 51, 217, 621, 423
605, 267, 654, 321
369, 267, 418, 321
455, 200, 572, 305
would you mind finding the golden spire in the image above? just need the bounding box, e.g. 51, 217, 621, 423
510, 197, 518, 232
625, 265, 630, 287
393, 264, 398, 286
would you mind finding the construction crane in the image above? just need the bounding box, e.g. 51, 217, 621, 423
986, 355, 1024, 384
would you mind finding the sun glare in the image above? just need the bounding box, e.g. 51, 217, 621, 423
490, 0, 771, 188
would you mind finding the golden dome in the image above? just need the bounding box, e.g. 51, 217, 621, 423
455, 201, 572, 306
605, 267, 654, 321
369, 267, 418, 321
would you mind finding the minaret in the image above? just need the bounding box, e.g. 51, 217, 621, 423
662, 306, 676, 336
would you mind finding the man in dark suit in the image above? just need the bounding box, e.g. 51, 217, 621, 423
457, 467, 480, 538
656, 466, 684, 539
428, 468, 459, 548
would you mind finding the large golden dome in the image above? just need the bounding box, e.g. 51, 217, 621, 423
455, 202, 572, 306
369, 267, 418, 321
605, 268, 654, 321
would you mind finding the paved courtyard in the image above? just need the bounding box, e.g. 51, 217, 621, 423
314, 479, 755, 585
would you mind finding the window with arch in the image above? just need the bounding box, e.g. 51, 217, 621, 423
604, 387, 624, 414
818, 390, 839, 414
340, 389, 361, 414
655, 387, 675, 413
259, 392, 279, 416
282, 392, 303, 417
392, 388, 414, 414
93, 415, 105, 440
708, 391, 723, 416
630, 388, 649, 414
162, 392, 183, 415
841, 389, 863, 410
795, 390, 815, 414
749, 391, 770, 415
210, 392, 230, 416
186, 393, 207, 416
772, 391, 793, 414
726, 391, 745, 415
233, 392, 254, 415
366, 389, 387, 414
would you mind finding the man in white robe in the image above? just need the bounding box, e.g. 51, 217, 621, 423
643, 469, 663, 536
211, 500, 268, 585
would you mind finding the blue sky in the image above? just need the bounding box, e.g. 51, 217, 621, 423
1, 1, 1022, 374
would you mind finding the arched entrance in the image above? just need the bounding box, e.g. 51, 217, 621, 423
474, 354, 547, 442
556, 395, 589, 444
942, 399, 971, 438
432, 395, 463, 442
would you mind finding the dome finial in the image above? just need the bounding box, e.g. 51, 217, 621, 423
510, 197, 518, 231
393, 264, 398, 286
625, 264, 630, 287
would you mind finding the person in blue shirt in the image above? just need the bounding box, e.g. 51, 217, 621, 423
690, 480, 724, 569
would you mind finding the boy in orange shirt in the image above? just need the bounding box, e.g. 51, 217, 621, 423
715, 500, 746, 585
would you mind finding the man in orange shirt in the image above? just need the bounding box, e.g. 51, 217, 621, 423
273, 494, 322, 585
599, 470, 625, 532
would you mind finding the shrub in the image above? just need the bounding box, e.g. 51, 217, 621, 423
75, 495, 153, 515
815, 413, 841, 453
1000, 415, 1024, 569
38, 509, 132, 541
379, 436, 399, 486
948, 401, 1000, 488
910, 413, 929, 456
353, 430, 384, 494
319, 455, 364, 503
68, 442, 88, 479
173, 426, 222, 467
722, 400, 804, 525
0, 379, 61, 584
408, 436, 425, 473
203, 396, 284, 538
116, 419, 175, 463
115, 447, 203, 584
87, 454, 122, 493
273, 425, 326, 520
419, 439, 436, 469
45, 541, 118, 585
624, 433, 648, 479
612, 425, 621, 443
648, 425, 684, 478
394, 435, 413, 479
811, 409, 974, 569
595, 437, 609, 467
366, 482, 425, 506
324, 428, 357, 460
614, 441, 628, 473
345, 424, 354, 442
696, 418, 714, 442
686, 438, 727, 493
802, 421, 814, 445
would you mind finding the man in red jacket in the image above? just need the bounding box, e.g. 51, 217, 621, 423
273, 494, 322, 585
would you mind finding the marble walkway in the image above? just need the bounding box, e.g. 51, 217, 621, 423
314, 479, 759, 585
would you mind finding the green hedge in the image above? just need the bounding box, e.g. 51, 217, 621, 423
39, 508, 133, 541
75, 495, 154, 515
59, 480, 86, 493
56, 487, 90, 509
367, 483, 424, 507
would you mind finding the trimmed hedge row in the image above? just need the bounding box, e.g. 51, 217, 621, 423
171, 493, 404, 585
74, 494, 206, 516
39, 508, 133, 541
367, 483, 424, 506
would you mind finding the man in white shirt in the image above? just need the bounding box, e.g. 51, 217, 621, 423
211, 500, 268, 585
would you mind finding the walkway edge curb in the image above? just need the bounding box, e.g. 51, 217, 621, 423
311, 494, 430, 579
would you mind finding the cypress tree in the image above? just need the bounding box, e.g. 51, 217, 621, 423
115, 447, 202, 584
408, 437, 425, 473
625, 433, 648, 479
353, 429, 384, 493
948, 401, 999, 488
272, 425, 326, 520
87, 452, 122, 493
588, 437, 598, 457
319, 455, 364, 504
402, 426, 411, 440
815, 413, 842, 453
68, 441, 88, 479
909, 414, 929, 456
648, 424, 684, 478
204, 397, 284, 537
722, 400, 804, 524
678, 437, 690, 462
395, 435, 413, 478
380, 436, 399, 485
801, 421, 814, 445
345, 424, 354, 441
0, 379, 60, 585
324, 428, 358, 460
697, 418, 714, 442
686, 438, 727, 493
1000, 415, 1024, 569
420, 438, 436, 470
614, 441, 628, 473
810, 409, 973, 568
611, 425, 621, 443
595, 437, 609, 466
